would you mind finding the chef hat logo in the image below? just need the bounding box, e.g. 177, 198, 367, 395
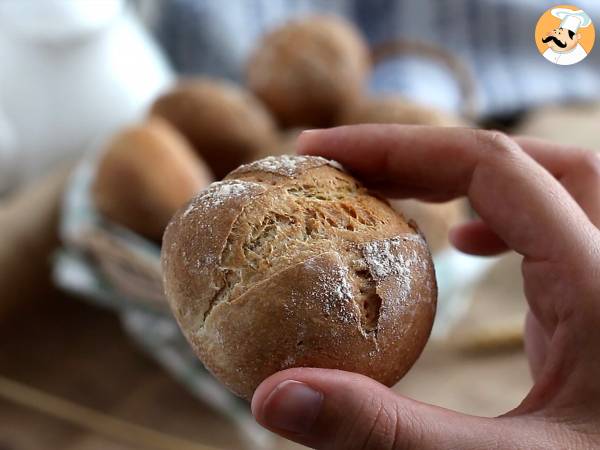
535, 4, 595, 66
552, 8, 592, 33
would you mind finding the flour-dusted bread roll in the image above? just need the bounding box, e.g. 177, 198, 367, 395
150, 78, 279, 179
93, 118, 212, 242
162, 155, 436, 400
246, 16, 370, 128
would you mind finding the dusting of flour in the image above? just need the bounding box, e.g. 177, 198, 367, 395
361, 233, 430, 317
234, 155, 344, 177
302, 255, 355, 324
184, 180, 263, 217
362, 234, 424, 279
180, 180, 265, 270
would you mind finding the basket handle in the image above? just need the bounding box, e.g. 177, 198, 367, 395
370, 39, 479, 121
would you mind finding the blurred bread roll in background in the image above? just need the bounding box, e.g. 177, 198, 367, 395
150, 78, 279, 179
340, 96, 465, 127
162, 155, 436, 399
390, 199, 468, 254
255, 127, 303, 160
92, 118, 212, 242
246, 15, 370, 128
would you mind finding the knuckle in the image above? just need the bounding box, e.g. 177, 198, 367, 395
468, 130, 522, 198
335, 397, 398, 450
345, 399, 423, 450
576, 150, 600, 180
474, 129, 517, 155
333, 396, 374, 450
363, 403, 399, 450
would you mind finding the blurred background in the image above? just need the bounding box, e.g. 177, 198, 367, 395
0, 1, 599, 449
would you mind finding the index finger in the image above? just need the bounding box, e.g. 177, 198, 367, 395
297, 125, 596, 263
513, 136, 600, 227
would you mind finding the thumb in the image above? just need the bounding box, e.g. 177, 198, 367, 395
251, 368, 529, 450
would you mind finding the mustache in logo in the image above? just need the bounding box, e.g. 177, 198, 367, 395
542, 35, 567, 48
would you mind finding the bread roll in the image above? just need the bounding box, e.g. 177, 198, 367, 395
93, 118, 212, 242
150, 78, 279, 179
340, 96, 464, 127
246, 16, 370, 128
162, 155, 437, 400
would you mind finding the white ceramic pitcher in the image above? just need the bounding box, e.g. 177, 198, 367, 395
0, 0, 174, 194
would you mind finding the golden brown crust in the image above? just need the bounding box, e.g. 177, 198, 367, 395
162, 179, 269, 330
246, 15, 370, 128
150, 78, 279, 179
92, 118, 212, 242
162, 155, 437, 400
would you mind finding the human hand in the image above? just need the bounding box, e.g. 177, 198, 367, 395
251, 125, 600, 449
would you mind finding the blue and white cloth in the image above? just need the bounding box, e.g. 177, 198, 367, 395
144, 0, 600, 118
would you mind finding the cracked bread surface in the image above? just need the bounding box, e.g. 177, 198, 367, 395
162, 155, 437, 400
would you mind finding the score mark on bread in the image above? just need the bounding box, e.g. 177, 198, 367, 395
162, 155, 437, 399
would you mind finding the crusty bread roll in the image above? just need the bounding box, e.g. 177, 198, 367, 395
150, 78, 279, 179
93, 118, 212, 242
162, 155, 437, 400
246, 16, 370, 128
340, 96, 464, 127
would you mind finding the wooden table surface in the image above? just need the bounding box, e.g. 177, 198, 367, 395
0, 254, 531, 450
